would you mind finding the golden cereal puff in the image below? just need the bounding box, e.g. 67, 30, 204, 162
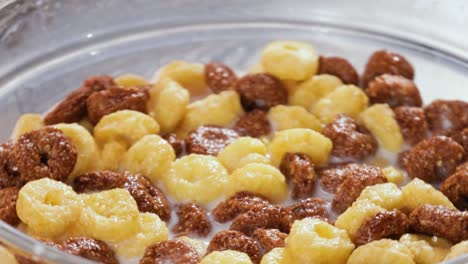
218, 137, 268, 172
348, 239, 415, 264
79, 189, 140, 242
94, 110, 159, 146
227, 163, 288, 203
0, 245, 18, 264
156, 61, 207, 96
237, 153, 271, 169
312, 85, 368, 124
285, 218, 354, 264
147, 79, 190, 134
268, 105, 322, 132
111, 212, 169, 258
269, 128, 332, 166
401, 178, 455, 212
53, 123, 100, 182
16, 178, 80, 237
162, 154, 229, 205
444, 241, 468, 261
335, 199, 385, 238
400, 234, 451, 264
114, 74, 149, 88
12, 113, 44, 139
261, 40, 318, 81
176, 236, 208, 257
200, 250, 253, 264
382, 166, 405, 185
355, 183, 403, 210
123, 134, 175, 182
99, 140, 127, 172
289, 74, 342, 109
360, 104, 403, 152
260, 247, 294, 264
176, 91, 244, 137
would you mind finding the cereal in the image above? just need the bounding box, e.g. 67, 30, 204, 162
353, 209, 409, 246
332, 164, 387, 213
212, 191, 271, 223
157, 61, 207, 96
233, 110, 271, 137
0, 187, 20, 226
230, 205, 289, 235
11, 113, 44, 140
98, 141, 127, 172
114, 74, 149, 88
227, 163, 288, 203
162, 154, 229, 205
186, 125, 239, 156
147, 79, 190, 134
362, 50, 414, 87
347, 239, 415, 264
260, 248, 294, 264
322, 114, 378, 160
401, 178, 455, 212
409, 204, 468, 243
162, 133, 185, 157
60, 237, 118, 264
318, 56, 359, 85
123, 134, 176, 182
140, 240, 200, 264
16, 178, 80, 237
172, 203, 212, 237
366, 74, 422, 107
284, 197, 330, 222
335, 199, 385, 238
201, 250, 253, 264
237, 153, 270, 168
94, 110, 160, 146
424, 100, 468, 134
261, 40, 318, 81
440, 164, 468, 210
268, 105, 322, 132
318, 164, 353, 193
253, 228, 287, 253
400, 234, 452, 264
235, 73, 287, 111
218, 137, 267, 173
400, 136, 464, 182
394, 106, 428, 145
205, 62, 238, 93
0, 245, 18, 264
86, 86, 149, 124
207, 230, 261, 263
355, 183, 403, 210
312, 85, 369, 124
175, 236, 207, 257
269, 128, 332, 166
444, 241, 468, 261
44, 75, 115, 125
0, 142, 21, 188
289, 74, 342, 109
382, 166, 405, 184
279, 153, 316, 199
12, 127, 77, 183
285, 218, 354, 264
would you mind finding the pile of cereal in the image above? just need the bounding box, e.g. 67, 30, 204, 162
0, 40, 467, 264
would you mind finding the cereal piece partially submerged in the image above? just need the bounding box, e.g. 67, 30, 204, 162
401, 178, 455, 212
60, 237, 118, 264
284, 197, 330, 223
230, 205, 289, 235
362, 50, 414, 88
204, 62, 238, 93
394, 106, 428, 145
382, 166, 405, 184
218, 137, 267, 173
253, 229, 287, 254
409, 204, 468, 243
44, 75, 115, 125
201, 250, 253, 264
335, 199, 385, 238
172, 203, 212, 237
0, 187, 20, 226
424, 99, 468, 135
366, 74, 422, 107
347, 239, 415, 264
207, 230, 261, 264
355, 183, 403, 210
399, 234, 452, 264
332, 163, 387, 213
235, 73, 287, 111
318, 56, 359, 85
279, 153, 316, 199
86, 86, 149, 124
400, 136, 464, 182
233, 110, 271, 138
322, 114, 378, 160
441, 163, 468, 210
162, 133, 185, 157
0, 142, 21, 188
289, 74, 343, 109
140, 240, 200, 264
268, 105, 322, 132
157, 60, 207, 96
186, 125, 240, 156
353, 209, 409, 246
212, 191, 271, 223
12, 127, 77, 184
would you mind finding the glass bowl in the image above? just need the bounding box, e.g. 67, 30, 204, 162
0, 0, 467, 263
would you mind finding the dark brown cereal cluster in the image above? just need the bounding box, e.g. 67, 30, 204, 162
185, 125, 239, 156
440, 163, 468, 210
162, 133, 185, 157
318, 164, 353, 193
424, 100, 468, 135
59, 237, 118, 264
353, 209, 409, 246
394, 106, 428, 145
233, 110, 271, 138
205, 62, 238, 93
207, 230, 262, 264
365, 74, 422, 108
322, 114, 378, 160
230, 204, 291, 235
212, 191, 271, 223
362, 50, 414, 88
172, 203, 212, 237
0, 142, 21, 188
235, 73, 288, 111
318, 56, 359, 85
279, 152, 316, 199
0, 187, 20, 226
140, 240, 199, 264
252, 228, 287, 254
400, 136, 464, 182
284, 198, 330, 223
409, 204, 468, 243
